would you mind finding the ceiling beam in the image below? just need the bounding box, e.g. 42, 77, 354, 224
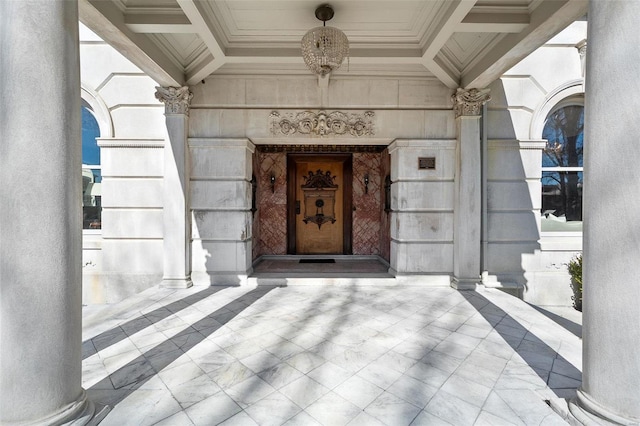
461, 0, 588, 89
124, 13, 193, 34
79, 0, 184, 87
457, 13, 530, 33
177, 0, 228, 85
177, 0, 225, 60
420, 0, 478, 88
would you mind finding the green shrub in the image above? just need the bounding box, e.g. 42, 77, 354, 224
568, 254, 582, 311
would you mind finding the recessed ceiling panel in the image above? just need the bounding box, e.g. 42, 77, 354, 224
206, 1, 443, 47
149, 33, 207, 71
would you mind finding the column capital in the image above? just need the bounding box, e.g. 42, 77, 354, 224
155, 86, 193, 115
576, 39, 587, 59
452, 88, 491, 118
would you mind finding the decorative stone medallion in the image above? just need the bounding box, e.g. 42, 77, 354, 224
270, 110, 375, 137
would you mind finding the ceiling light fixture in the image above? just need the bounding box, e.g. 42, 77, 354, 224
301, 4, 349, 76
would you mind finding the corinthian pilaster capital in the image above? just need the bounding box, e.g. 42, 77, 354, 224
576, 39, 587, 59
155, 86, 193, 115
452, 88, 491, 118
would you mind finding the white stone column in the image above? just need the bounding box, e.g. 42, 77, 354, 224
451, 88, 491, 290
156, 87, 194, 288
568, 2, 640, 424
0, 1, 95, 424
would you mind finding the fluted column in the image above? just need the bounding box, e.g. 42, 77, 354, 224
568, 1, 640, 424
0, 1, 95, 424
451, 88, 491, 290
156, 87, 194, 288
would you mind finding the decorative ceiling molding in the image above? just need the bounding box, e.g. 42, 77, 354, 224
80, 0, 588, 90
270, 110, 375, 138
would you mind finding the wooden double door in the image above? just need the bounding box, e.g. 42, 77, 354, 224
287, 154, 352, 254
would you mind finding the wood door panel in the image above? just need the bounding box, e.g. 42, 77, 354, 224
287, 154, 352, 255
296, 161, 343, 254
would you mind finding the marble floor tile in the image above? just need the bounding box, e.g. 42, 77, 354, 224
225, 375, 277, 408
333, 375, 384, 409
190, 349, 236, 374
218, 411, 259, 426
184, 391, 243, 426
364, 391, 422, 426
153, 410, 195, 426
440, 374, 493, 408
423, 390, 482, 426
282, 411, 323, 426
257, 362, 305, 389
240, 350, 283, 373
158, 361, 206, 390
82, 285, 582, 426
348, 411, 387, 426
356, 360, 404, 389
307, 361, 352, 389
285, 351, 326, 374
305, 391, 362, 426
480, 391, 526, 426
409, 410, 453, 425
266, 340, 306, 360
165, 372, 222, 408
245, 391, 302, 425
386, 374, 438, 409
208, 360, 256, 390
99, 389, 183, 426
279, 375, 330, 408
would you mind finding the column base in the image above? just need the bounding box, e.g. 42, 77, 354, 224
450, 277, 478, 290
160, 277, 193, 289
20, 390, 110, 426
568, 389, 638, 426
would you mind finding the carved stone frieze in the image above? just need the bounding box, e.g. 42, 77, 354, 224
270, 110, 375, 137
452, 88, 491, 118
155, 86, 193, 115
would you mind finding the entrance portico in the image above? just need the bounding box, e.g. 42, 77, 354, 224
3, 1, 640, 425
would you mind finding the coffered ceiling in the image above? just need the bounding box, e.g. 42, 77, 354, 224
79, 0, 587, 88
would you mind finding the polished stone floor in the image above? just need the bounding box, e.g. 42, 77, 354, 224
82, 284, 582, 425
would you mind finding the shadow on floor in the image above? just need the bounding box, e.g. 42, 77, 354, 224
88, 285, 279, 408
529, 304, 582, 338
464, 291, 582, 398
83, 286, 226, 360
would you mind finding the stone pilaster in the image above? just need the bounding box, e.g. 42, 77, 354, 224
451, 88, 491, 290
0, 1, 96, 424
156, 86, 194, 288
576, 39, 587, 78
568, 2, 640, 424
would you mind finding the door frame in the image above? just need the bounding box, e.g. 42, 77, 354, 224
287, 153, 353, 255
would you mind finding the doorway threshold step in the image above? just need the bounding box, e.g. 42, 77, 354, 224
248, 276, 398, 286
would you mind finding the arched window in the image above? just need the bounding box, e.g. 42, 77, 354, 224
82, 102, 101, 229
541, 97, 584, 232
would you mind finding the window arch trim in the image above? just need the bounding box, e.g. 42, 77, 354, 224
81, 85, 113, 139
530, 79, 584, 139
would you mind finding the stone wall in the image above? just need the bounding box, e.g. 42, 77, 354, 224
486, 21, 587, 305
80, 23, 165, 303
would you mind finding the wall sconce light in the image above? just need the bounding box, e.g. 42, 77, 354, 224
270, 173, 276, 193
364, 174, 369, 194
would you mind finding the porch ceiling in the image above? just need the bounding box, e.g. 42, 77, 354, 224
79, 0, 587, 88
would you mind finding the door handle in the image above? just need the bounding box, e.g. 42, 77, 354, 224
296, 200, 300, 215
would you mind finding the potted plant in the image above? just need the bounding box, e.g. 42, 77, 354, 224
568, 254, 582, 311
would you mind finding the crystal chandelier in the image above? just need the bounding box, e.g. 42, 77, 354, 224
301, 4, 349, 76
